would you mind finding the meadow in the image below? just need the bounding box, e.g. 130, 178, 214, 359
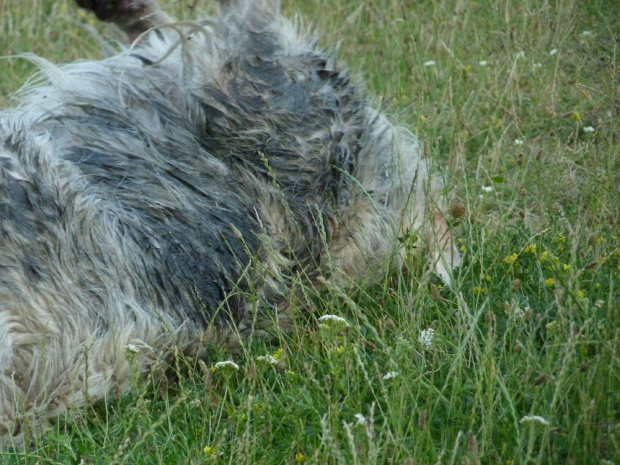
0, 0, 618, 463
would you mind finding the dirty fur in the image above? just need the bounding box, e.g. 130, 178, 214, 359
0, 0, 459, 445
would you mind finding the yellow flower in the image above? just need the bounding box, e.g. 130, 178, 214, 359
473, 286, 485, 295
570, 111, 581, 120
540, 251, 549, 261
485, 274, 492, 282
563, 264, 570, 271
204, 445, 215, 456
544, 278, 555, 288
524, 244, 536, 254
273, 348, 283, 361
295, 452, 305, 462
578, 290, 585, 299
504, 253, 518, 264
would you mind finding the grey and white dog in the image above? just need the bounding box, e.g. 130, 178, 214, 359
0, 0, 459, 444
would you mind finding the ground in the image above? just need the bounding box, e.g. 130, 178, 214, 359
0, 0, 618, 463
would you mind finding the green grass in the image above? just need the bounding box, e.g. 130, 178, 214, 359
1, 0, 619, 463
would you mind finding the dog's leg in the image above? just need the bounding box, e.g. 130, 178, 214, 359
75, 0, 173, 37
429, 210, 461, 285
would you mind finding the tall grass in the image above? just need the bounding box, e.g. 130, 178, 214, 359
1, 0, 618, 463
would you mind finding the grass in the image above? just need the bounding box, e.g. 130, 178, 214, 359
1, 0, 619, 463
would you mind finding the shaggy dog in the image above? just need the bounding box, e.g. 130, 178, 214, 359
0, 0, 459, 444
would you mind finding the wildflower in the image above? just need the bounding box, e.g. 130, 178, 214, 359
563, 264, 570, 271
583, 126, 595, 133
479, 60, 488, 66
125, 344, 139, 354
520, 415, 550, 426
549, 49, 558, 56
256, 355, 278, 365
595, 300, 604, 309
473, 286, 485, 295
544, 278, 555, 288
353, 413, 366, 426
272, 348, 283, 360
204, 445, 216, 455
580, 30, 593, 37
578, 290, 586, 299
513, 138, 524, 146
524, 244, 536, 254
418, 328, 435, 349
318, 314, 350, 329
295, 452, 305, 462
482, 185, 494, 193
189, 398, 201, 408
504, 253, 518, 264
570, 111, 581, 121
382, 371, 399, 380
516, 51, 526, 59
424, 60, 436, 67
213, 360, 239, 372
540, 251, 549, 261
532, 63, 542, 70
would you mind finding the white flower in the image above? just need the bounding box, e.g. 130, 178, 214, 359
382, 371, 399, 380
514, 138, 525, 145
189, 398, 201, 407
394, 335, 412, 349
580, 30, 593, 37
516, 51, 526, 59
481, 186, 494, 193
532, 63, 542, 70
353, 414, 366, 426
583, 126, 595, 133
318, 314, 350, 328
478, 60, 488, 67
125, 344, 139, 354
423, 60, 436, 67
418, 328, 435, 349
213, 360, 239, 371
520, 415, 550, 426
549, 49, 558, 56
256, 355, 278, 365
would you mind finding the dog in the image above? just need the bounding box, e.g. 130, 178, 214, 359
0, 0, 459, 445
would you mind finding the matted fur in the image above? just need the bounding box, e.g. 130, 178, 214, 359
0, 0, 459, 445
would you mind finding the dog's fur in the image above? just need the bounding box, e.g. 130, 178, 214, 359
0, 0, 459, 444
